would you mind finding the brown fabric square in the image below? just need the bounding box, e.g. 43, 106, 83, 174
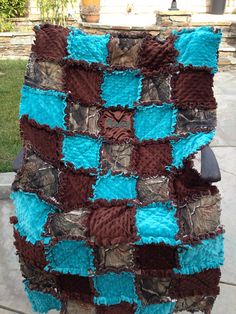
177, 193, 221, 238
96, 244, 134, 271
20, 263, 57, 293
171, 69, 217, 109
57, 275, 93, 302
68, 103, 101, 135
101, 143, 133, 174
47, 208, 91, 238
141, 74, 171, 103
135, 244, 179, 271
20, 116, 63, 167
137, 175, 170, 204
171, 269, 220, 298
136, 275, 173, 304
97, 303, 134, 314
171, 163, 219, 206
136, 269, 220, 305
88, 204, 137, 247
62, 300, 96, 314
99, 108, 134, 142
64, 62, 103, 105
12, 151, 58, 198
138, 35, 177, 71
109, 36, 142, 67
176, 109, 216, 135
175, 295, 216, 313
25, 54, 64, 91
32, 24, 69, 61
57, 168, 96, 211
13, 230, 47, 269
132, 141, 172, 177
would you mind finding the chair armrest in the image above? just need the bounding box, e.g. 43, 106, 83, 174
201, 145, 221, 182
13, 148, 24, 173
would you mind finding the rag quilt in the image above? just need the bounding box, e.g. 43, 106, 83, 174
11, 24, 224, 314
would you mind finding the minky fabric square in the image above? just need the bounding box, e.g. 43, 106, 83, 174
10, 24, 224, 314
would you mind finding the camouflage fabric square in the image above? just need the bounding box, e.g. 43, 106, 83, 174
11, 24, 224, 314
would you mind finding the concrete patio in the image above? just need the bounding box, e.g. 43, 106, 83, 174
0, 69, 236, 313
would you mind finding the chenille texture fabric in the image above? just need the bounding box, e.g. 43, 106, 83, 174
11, 24, 224, 314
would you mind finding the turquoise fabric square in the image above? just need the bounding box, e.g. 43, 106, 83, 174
171, 131, 215, 169
101, 70, 143, 108
135, 302, 176, 314
173, 26, 222, 73
174, 234, 224, 275
92, 172, 137, 201
67, 28, 110, 64
134, 104, 177, 140
93, 272, 138, 305
136, 202, 179, 246
45, 240, 95, 276
20, 85, 67, 130
10, 191, 57, 244
62, 134, 102, 170
24, 280, 61, 313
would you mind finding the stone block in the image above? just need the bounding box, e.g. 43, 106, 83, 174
155, 10, 192, 26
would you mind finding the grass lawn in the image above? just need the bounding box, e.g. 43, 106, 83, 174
0, 60, 27, 172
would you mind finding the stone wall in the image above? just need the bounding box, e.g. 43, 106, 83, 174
1, 20, 235, 68
0, 32, 34, 59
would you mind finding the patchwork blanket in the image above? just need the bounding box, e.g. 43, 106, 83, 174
11, 24, 224, 314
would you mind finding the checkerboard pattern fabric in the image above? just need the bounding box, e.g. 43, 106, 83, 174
11, 24, 224, 314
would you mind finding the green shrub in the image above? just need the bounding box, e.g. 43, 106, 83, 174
0, 14, 14, 32
37, 0, 77, 25
0, 0, 28, 18
0, 0, 28, 32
